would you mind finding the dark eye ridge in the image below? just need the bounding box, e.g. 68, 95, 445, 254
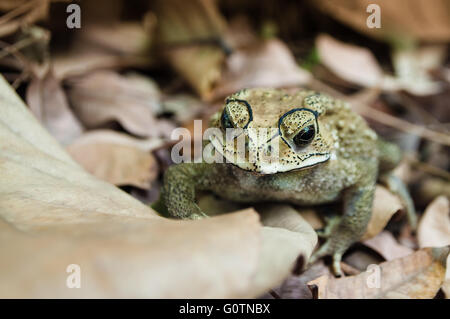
293, 125, 315, 147
221, 110, 234, 129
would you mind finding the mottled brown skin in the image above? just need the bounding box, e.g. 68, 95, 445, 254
162, 88, 415, 276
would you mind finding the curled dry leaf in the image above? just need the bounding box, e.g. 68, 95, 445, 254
197, 199, 319, 293
418, 196, 450, 248
362, 185, 403, 240
316, 34, 441, 95
391, 46, 443, 96
417, 196, 450, 298
155, 0, 227, 99
165, 46, 225, 100
316, 34, 383, 88
364, 231, 414, 261
68, 71, 174, 138
313, 0, 450, 42
210, 39, 311, 101
0, 75, 307, 298
67, 130, 166, 189
256, 204, 318, 266
308, 247, 449, 299
295, 208, 324, 230
26, 68, 84, 145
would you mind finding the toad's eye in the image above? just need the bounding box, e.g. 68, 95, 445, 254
293, 125, 315, 147
221, 110, 234, 129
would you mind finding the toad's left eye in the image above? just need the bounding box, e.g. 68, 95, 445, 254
293, 125, 315, 147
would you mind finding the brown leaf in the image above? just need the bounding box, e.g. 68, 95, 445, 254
313, 0, 450, 42
67, 130, 165, 189
155, 0, 227, 99
26, 68, 84, 145
210, 39, 311, 101
362, 185, 403, 240
0, 75, 306, 297
316, 34, 383, 88
165, 46, 225, 100
417, 196, 450, 298
316, 34, 441, 95
296, 208, 324, 230
68, 71, 174, 138
364, 231, 414, 261
256, 204, 318, 265
308, 247, 449, 299
418, 196, 450, 248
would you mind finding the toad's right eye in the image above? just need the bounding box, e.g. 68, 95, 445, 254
221, 110, 234, 129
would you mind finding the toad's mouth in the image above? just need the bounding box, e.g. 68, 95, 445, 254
208, 136, 330, 174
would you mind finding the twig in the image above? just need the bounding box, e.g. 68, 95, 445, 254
0, 0, 37, 26
406, 155, 450, 181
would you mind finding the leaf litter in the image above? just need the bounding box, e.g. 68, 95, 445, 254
0, 0, 449, 299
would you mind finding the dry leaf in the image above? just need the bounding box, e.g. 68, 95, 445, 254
256, 204, 318, 265
363, 185, 403, 240
165, 46, 225, 100
210, 39, 311, 100
0, 75, 310, 298
316, 34, 442, 95
316, 34, 383, 88
418, 196, 450, 248
308, 247, 449, 299
296, 208, 324, 230
313, 0, 450, 42
417, 196, 450, 298
364, 231, 414, 261
26, 68, 83, 145
52, 50, 151, 80
391, 47, 443, 95
155, 0, 227, 99
67, 130, 165, 189
68, 71, 174, 138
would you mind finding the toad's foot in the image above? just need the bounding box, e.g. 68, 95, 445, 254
316, 215, 341, 239
309, 237, 346, 277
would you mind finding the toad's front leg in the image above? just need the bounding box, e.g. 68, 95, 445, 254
309, 178, 375, 276
162, 163, 209, 220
